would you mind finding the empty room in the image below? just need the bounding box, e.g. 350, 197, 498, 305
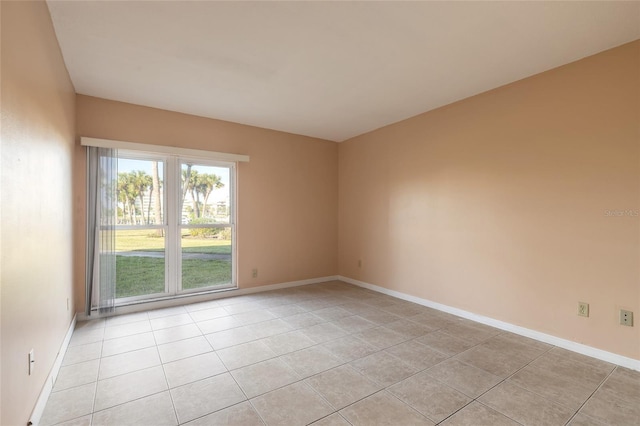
1, 1, 639, 425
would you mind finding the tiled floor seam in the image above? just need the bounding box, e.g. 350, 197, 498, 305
381, 389, 433, 423
246, 398, 269, 426
458, 336, 555, 401
297, 380, 341, 420
89, 341, 105, 416
562, 365, 617, 425
156, 330, 181, 426
227, 363, 252, 401
391, 354, 494, 425
300, 351, 443, 423
92, 389, 170, 421
311, 412, 351, 426
511, 361, 609, 409
422, 340, 554, 424
429, 340, 549, 426
102, 329, 152, 342
457, 343, 581, 425
51, 413, 94, 426
163, 375, 182, 425
464, 400, 526, 426
432, 400, 479, 425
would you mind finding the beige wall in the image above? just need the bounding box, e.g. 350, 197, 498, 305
339, 41, 640, 360
74, 95, 338, 312
1, 2, 77, 425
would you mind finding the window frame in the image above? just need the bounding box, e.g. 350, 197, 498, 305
82, 137, 247, 307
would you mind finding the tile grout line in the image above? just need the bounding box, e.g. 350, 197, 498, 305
466, 342, 574, 425
88, 322, 173, 420
386, 329, 503, 425
562, 365, 617, 426
469, 339, 553, 389
152, 323, 181, 426
499, 345, 616, 418
428, 332, 556, 425
89, 332, 106, 420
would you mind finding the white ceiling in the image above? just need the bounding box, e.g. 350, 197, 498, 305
47, 1, 640, 142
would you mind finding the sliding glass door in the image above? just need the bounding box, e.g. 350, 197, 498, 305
113, 152, 235, 305
179, 161, 234, 292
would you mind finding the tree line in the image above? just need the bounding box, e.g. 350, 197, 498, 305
116, 162, 224, 225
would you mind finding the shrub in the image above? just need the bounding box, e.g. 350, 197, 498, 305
188, 218, 217, 238
219, 227, 232, 240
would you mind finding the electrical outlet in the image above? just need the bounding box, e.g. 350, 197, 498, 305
252, 268, 258, 279
620, 309, 634, 326
578, 302, 589, 317
358, 259, 362, 268
28, 349, 34, 375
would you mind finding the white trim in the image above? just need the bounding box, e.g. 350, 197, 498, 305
80, 137, 250, 162
29, 314, 77, 426
78, 276, 340, 320
339, 275, 640, 371
176, 157, 237, 294
167, 154, 180, 297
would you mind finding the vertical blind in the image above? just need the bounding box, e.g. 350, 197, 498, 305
86, 147, 118, 315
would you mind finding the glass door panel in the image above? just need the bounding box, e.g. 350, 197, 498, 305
180, 162, 234, 292
115, 157, 167, 301
115, 229, 166, 298
181, 227, 232, 290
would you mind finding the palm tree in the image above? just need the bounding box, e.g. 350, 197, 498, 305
181, 164, 193, 218
117, 172, 138, 224
152, 161, 163, 235
188, 170, 201, 218
181, 169, 200, 218
181, 168, 225, 219
130, 170, 152, 224
197, 173, 224, 217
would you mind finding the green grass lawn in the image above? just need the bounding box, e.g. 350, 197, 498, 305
116, 256, 164, 298
115, 229, 231, 254
116, 256, 232, 298
114, 229, 232, 298
182, 259, 233, 290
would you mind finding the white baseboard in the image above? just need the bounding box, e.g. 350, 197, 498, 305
78, 275, 341, 321
339, 275, 640, 371
239, 275, 342, 294
28, 314, 77, 426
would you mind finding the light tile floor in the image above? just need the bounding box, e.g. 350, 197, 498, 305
41, 281, 640, 426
